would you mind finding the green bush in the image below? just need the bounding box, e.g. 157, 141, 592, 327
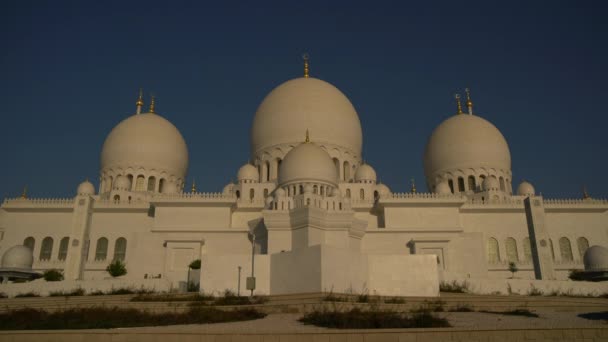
106, 260, 127, 277
299, 308, 450, 329
188, 259, 201, 270
43, 269, 64, 282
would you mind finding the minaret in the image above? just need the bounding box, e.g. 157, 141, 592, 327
465, 88, 473, 115
135, 89, 144, 114
149, 94, 156, 114
583, 185, 590, 199
410, 179, 417, 193
455, 94, 463, 115
303, 53, 310, 78
191, 179, 197, 193
20, 185, 27, 199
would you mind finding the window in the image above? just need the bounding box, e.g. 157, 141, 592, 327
505, 237, 518, 262
346, 189, 351, 198
159, 178, 165, 193
374, 191, 379, 200
249, 188, 255, 200
343, 161, 350, 181
40, 237, 53, 261
499, 177, 505, 191
263, 188, 268, 198
95, 237, 109, 261
127, 174, 134, 189
577, 237, 589, 259
264, 161, 270, 181
523, 237, 532, 262
113, 194, 120, 202
487, 237, 500, 263
333, 158, 340, 178
448, 179, 454, 193
147, 176, 156, 191
236, 190, 240, 199
106, 176, 113, 192
457, 177, 465, 192
313, 185, 318, 194
58, 237, 69, 261
135, 175, 145, 191
559, 237, 573, 261
468, 176, 476, 191
23, 237, 35, 251
360, 189, 365, 200
113, 238, 127, 261
299, 185, 304, 194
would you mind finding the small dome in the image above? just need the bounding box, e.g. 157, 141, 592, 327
583, 246, 608, 271
517, 181, 535, 196
113, 175, 131, 191
482, 176, 500, 191
77, 180, 95, 196
275, 188, 286, 197
435, 181, 452, 194
1, 245, 34, 269
237, 164, 258, 182
278, 142, 339, 186
161, 182, 179, 194
355, 163, 377, 183
376, 183, 391, 197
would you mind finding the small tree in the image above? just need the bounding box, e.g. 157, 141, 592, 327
508, 262, 518, 278
43, 269, 64, 282
106, 259, 127, 277
189, 259, 201, 270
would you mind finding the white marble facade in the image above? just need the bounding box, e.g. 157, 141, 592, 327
0, 73, 607, 297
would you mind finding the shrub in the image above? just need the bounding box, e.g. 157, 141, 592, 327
450, 304, 474, 312
0, 292, 7, 299
188, 259, 201, 270
213, 289, 252, 305
132, 293, 214, 302
568, 269, 585, 281
49, 288, 85, 297
89, 290, 105, 296
384, 297, 405, 304
440, 280, 469, 293
480, 308, 538, 318
299, 308, 450, 329
43, 269, 64, 282
508, 262, 518, 278
15, 292, 40, 298
107, 287, 135, 295
187, 281, 200, 292
106, 260, 127, 277
323, 290, 348, 302
414, 300, 445, 312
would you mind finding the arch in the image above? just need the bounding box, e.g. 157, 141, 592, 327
374, 190, 379, 200
468, 175, 476, 191
40, 237, 53, 261
499, 177, 505, 191
236, 190, 241, 199
360, 188, 365, 200
135, 175, 145, 191
147, 176, 156, 191
249, 188, 255, 200
345, 189, 351, 198
523, 237, 532, 262
58, 237, 69, 261
159, 178, 165, 193
549, 239, 555, 261
448, 179, 454, 193
263, 188, 268, 198
343, 161, 350, 181
457, 177, 465, 192
113, 237, 127, 261
577, 237, 589, 259
559, 237, 573, 261
113, 194, 120, 202
264, 161, 270, 182
333, 158, 340, 179
95, 237, 108, 261
339, 202, 342, 210
23, 237, 35, 251
486, 237, 500, 263
505, 237, 518, 262
299, 185, 304, 194
313, 185, 318, 194
106, 176, 113, 192
320, 186, 325, 196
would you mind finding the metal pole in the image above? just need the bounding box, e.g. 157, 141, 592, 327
251, 233, 255, 297
237, 266, 241, 296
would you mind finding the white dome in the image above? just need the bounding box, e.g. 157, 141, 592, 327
1, 245, 34, 269
376, 183, 391, 197
77, 180, 95, 196
278, 142, 339, 186
237, 164, 258, 182
517, 181, 535, 196
101, 113, 189, 180
355, 163, 377, 183
113, 175, 131, 191
435, 180, 452, 194
161, 182, 179, 194
424, 115, 511, 186
251, 77, 363, 158
482, 176, 500, 191
583, 245, 608, 271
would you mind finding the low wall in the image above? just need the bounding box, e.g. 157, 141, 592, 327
0, 278, 171, 298
442, 273, 608, 296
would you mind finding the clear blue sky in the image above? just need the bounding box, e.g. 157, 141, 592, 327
1, 0, 606, 199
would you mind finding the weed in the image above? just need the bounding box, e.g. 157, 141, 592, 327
49, 288, 86, 297
527, 284, 543, 296
323, 290, 348, 302
384, 297, 405, 304
15, 292, 40, 298
299, 307, 450, 329
439, 280, 469, 293
449, 304, 474, 312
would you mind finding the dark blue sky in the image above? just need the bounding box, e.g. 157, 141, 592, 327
1, 0, 606, 199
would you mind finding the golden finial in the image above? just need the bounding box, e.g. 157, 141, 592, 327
410, 178, 417, 193
465, 88, 473, 115
305, 129, 310, 143
21, 185, 28, 199
583, 185, 590, 199
149, 94, 156, 113
302, 53, 310, 78
136, 88, 144, 114
454, 94, 463, 115
191, 179, 197, 193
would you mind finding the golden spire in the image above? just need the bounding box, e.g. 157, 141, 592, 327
136, 88, 144, 114
191, 179, 197, 193
303, 53, 310, 78
465, 88, 473, 115
583, 185, 590, 199
21, 185, 27, 199
305, 129, 310, 143
455, 94, 463, 115
149, 94, 156, 113
410, 178, 417, 193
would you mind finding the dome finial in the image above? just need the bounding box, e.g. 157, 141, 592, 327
454, 94, 463, 115
21, 185, 27, 199
305, 129, 310, 143
465, 88, 473, 115
410, 178, 417, 193
149, 94, 156, 113
302, 53, 310, 78
583, 185, 590, 199
191, 179, 197, 193
136, 88, 144, 114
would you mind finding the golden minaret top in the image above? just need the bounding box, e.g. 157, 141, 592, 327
303, 53, 310, 78
455, 94, 463, 115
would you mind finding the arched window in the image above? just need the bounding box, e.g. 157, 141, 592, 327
306, 198, 311, 206
249, 188, 255, 200
374, 191, 379, 200
320, 186, 325, 196
113, 194, 120, 202
468, 176, 476, 191
235, 190, 240, 199
40, 237, 53, 261
106, 176, 113, 192
457, 177, 465, 192
264, 161, 270, 181
263, 188, 268, 198
506, 179, 511, 193
549, 239, 555, 261
523, 237, 532, 262
158, 178, 165, 193
346, 189, 351, 198
127, 174, 134, 190
448, 179, 454, 193
343, 161, 350, 181
505, 237, 518, 262
135, 175, 145, 191
95, 237, 108, 261
559, 237, 573, 261
299, 185, 304, 194
58, 237, 69, 261
577, 237, 589, 259
333, 158, 340, 178
113, 237, 127, 261
487, 237, 500, 263
360, 189, 365, 200
313, 185, 318, 194
23, 237, 35, 251
147, 176, 156, 191
499, 177, 505, 191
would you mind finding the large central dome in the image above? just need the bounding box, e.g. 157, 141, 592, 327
251, 77, 363, 158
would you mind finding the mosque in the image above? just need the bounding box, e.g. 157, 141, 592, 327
0, 58, 607, 296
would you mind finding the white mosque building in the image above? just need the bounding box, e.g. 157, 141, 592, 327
0, 59, 607, 296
